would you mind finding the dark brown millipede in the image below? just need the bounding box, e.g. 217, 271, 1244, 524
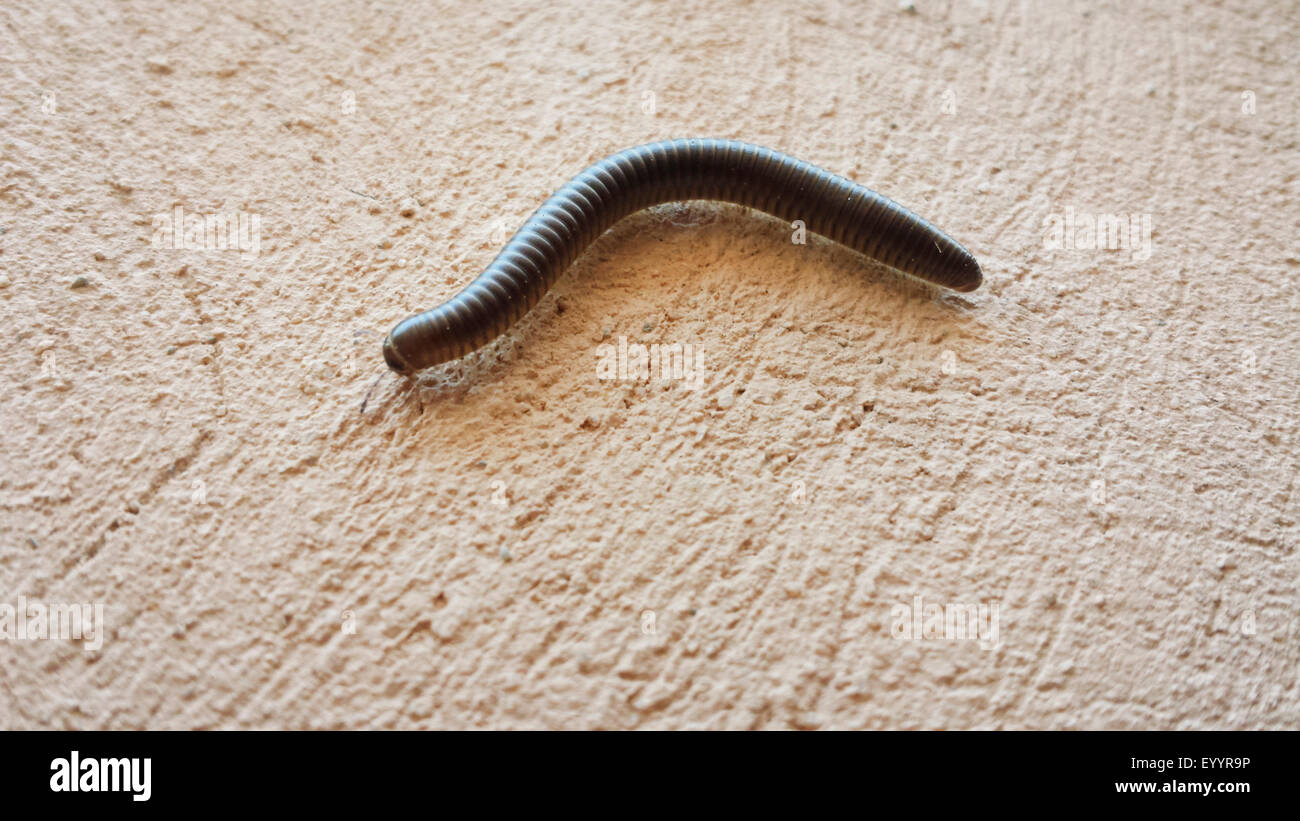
382, 138, 982, 375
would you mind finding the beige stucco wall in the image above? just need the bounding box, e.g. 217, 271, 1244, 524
1, 0, 1296, 728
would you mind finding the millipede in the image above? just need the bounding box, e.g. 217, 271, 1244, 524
381, 138, 982, 376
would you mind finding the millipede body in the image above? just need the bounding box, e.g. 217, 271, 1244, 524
382, 138, 981, 375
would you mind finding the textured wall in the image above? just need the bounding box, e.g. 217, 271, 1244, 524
1, 0, 1296, 728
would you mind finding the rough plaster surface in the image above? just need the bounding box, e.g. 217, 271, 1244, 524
1, 0, 1297, 729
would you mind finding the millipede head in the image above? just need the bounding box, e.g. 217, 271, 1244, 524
381, 333, 412, 376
